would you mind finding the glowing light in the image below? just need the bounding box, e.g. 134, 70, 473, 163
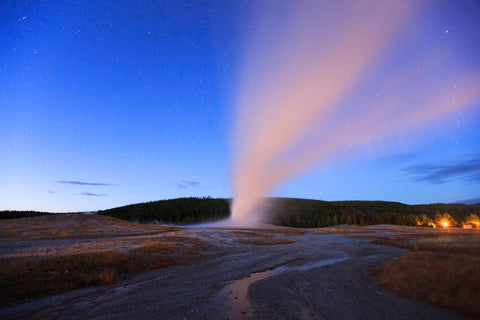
442, 221, 448, 227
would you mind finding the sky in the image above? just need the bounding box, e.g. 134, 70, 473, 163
1, 0, 480, 213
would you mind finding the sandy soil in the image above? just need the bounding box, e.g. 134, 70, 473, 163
0, 216, 472, 320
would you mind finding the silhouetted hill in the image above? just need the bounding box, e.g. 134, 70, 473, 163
266, 198, 480, 227
3, 197, 479, 228
98, 197, 230, 224
0, 211, 59, 220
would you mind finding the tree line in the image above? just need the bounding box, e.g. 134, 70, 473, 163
265, 198, 480, 228
0, 211, 58, 220
2, 197, 479, 228
98, 197, 230, 224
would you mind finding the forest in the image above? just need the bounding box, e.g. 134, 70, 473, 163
265, 198, 480, 228
0, 210, 59, 220
2, 197, 479, 228
98, 197, 230, 224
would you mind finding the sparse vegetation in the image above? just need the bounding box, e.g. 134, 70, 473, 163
379, 251, 480, 317
231, 230, 295, 245
0, 237, 214, 306
0, 251, 129, 305
2, 198, 479, 315
1, 210, 479, 318
0, 214, 181, 240
372, 228, 480, 317
0, 214, 217, 306
237, 238, 294, 245
222, 227, 304, 236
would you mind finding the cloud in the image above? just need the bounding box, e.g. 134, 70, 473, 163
452, 198, 480, 205
404, 155, 480, 184
54, 180, 114, 186
176, 180, 200, 189
77, 192, 107, 197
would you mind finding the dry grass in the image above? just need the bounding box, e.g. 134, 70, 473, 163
379, 251, 480, 317
248, 228, 304, 236
129, 238, 213, 269
216, 227, 304, 236
0, 237, 215, 306
134, 240, 177, 253
369, 227, 480, 317
0, 251, 130, 306
0, 214, 220, 306
231, 230, 274, 237
366, 230, 480, 254
312, 226, 378, 234
0, 214, 181, 240
237, 238, 294, 245
0, 215, 185, 260
230, 230, 295, 245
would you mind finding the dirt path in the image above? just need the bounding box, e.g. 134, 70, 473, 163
0, 228, 468, 320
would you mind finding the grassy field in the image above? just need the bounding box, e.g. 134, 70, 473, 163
380, 250, 479, 317
349, 226, 480, 317
0, 213, 181, 240
0, 238, 212, 306
0, 214, 214, 306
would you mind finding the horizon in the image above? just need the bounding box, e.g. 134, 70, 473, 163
1, 1, 480, 213
3, 196, 480, 214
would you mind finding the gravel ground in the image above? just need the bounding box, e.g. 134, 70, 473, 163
0, 226, 470, 320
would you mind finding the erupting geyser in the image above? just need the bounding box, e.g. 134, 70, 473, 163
229, 0, 480, 227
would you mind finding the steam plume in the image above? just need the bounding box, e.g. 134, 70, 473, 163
230, 1, 480, 226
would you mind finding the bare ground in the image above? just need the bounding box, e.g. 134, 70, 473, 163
0, 216, 475, 320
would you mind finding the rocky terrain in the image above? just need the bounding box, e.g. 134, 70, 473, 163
0, 215, 474, 319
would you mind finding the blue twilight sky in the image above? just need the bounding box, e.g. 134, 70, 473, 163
1, 0, 479, 212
